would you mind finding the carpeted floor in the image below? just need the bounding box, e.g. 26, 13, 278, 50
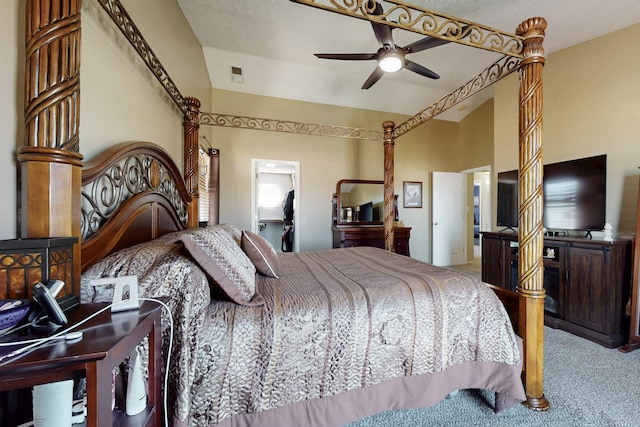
348, 326, 640, 426
440, 246, 482, 281
347, 253, 640, 426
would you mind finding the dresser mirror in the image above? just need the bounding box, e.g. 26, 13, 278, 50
336, 179, 384, 226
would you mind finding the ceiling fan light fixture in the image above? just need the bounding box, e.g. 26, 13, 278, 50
378, 52, 403, 72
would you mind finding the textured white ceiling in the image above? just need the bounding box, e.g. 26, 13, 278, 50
178, 0, 640, 121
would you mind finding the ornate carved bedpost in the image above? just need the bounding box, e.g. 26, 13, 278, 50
18, 0, 84, 296
383, 121, 395, 252
183, 97, 201, 228
516, 17, 549, 411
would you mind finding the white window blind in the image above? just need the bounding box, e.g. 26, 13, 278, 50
198, 147, 210, 224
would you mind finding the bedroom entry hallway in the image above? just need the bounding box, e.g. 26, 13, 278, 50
442, 167, 491, 278
432, 168, 490, 267
251, 159, 300, 252
470, 168, 491, 264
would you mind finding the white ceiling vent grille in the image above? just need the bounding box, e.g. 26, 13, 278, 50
231, 66, 243, 84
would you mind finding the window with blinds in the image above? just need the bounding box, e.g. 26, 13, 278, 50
197, 146, 220, 226
198, 147, 210, 224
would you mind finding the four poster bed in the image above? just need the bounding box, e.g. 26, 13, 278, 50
77, 141, 526, 426
17, 0, 548, 425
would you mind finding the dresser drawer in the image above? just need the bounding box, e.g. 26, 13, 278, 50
343, 238, 385, 249
333, 226, 410, 256
394, 239, 410, 257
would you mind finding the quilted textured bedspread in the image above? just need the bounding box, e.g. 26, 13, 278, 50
83, 243, 524, 427
193, 247, 523, 426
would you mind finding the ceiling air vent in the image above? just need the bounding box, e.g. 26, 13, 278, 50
231, 66, 243, 84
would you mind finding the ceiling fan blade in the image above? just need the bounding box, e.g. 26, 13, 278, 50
368, 1, 394, 47
404, 60, 440, 80
403, 36, 451, 54
361, 67, 385, 89
371, 22, 394, 48
314, 53, 377, 61
403, 26, 469, 54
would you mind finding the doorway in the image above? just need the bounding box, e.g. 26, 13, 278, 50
465, 167, 491, 267
251, 159, 300, 252
432, 167, 490, 274
432, 171, 466, 266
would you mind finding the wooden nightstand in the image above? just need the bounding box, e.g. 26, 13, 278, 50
0, 300, 163, 426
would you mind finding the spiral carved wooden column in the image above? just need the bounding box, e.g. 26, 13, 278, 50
18, 0, 84, 296
516, 17, 548, 411
383, 121, 395, 252
183, 97, 201, 228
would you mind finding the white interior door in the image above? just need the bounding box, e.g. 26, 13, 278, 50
432, 171, 466, 266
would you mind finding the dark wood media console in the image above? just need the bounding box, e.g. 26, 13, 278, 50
481, 231, 632, 348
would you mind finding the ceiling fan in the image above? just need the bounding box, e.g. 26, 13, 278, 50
314, 1, 455, 89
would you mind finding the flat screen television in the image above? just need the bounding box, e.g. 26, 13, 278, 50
497, 170, 519, 229
358, 201, 373, 222
497, 154, 607, 232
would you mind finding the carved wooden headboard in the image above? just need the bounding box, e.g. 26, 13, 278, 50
80, 141, 192, 272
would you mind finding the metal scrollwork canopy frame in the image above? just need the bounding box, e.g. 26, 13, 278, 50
97, 0, 188, 115
290, 0, 524, 58
92, 0, 526, 142
198, 0, 525, 141
199, 112, 384, 141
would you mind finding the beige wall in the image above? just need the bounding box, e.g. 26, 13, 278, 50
459, 100, 495, 260
210, 89, 466, 262
459, 99, 495, 171
80, 0, 212, 161
210, 90, 396, 251
494, 23, 640, 237
121, 0, 212, 114
0, 0, 211, 240
0, 0, 22, 239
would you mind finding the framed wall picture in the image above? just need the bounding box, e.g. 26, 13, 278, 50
403, 181, 422, 208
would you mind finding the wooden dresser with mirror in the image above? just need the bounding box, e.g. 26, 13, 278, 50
332, 179, 411, 256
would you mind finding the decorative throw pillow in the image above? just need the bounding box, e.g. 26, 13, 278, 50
241, 230, 280, 278
215, 223, 242, 246
171, 227, 263, 306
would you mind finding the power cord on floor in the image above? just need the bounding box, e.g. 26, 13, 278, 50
140, 297, 174, 427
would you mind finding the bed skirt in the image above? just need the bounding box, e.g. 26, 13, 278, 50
212, 337, 525, 427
